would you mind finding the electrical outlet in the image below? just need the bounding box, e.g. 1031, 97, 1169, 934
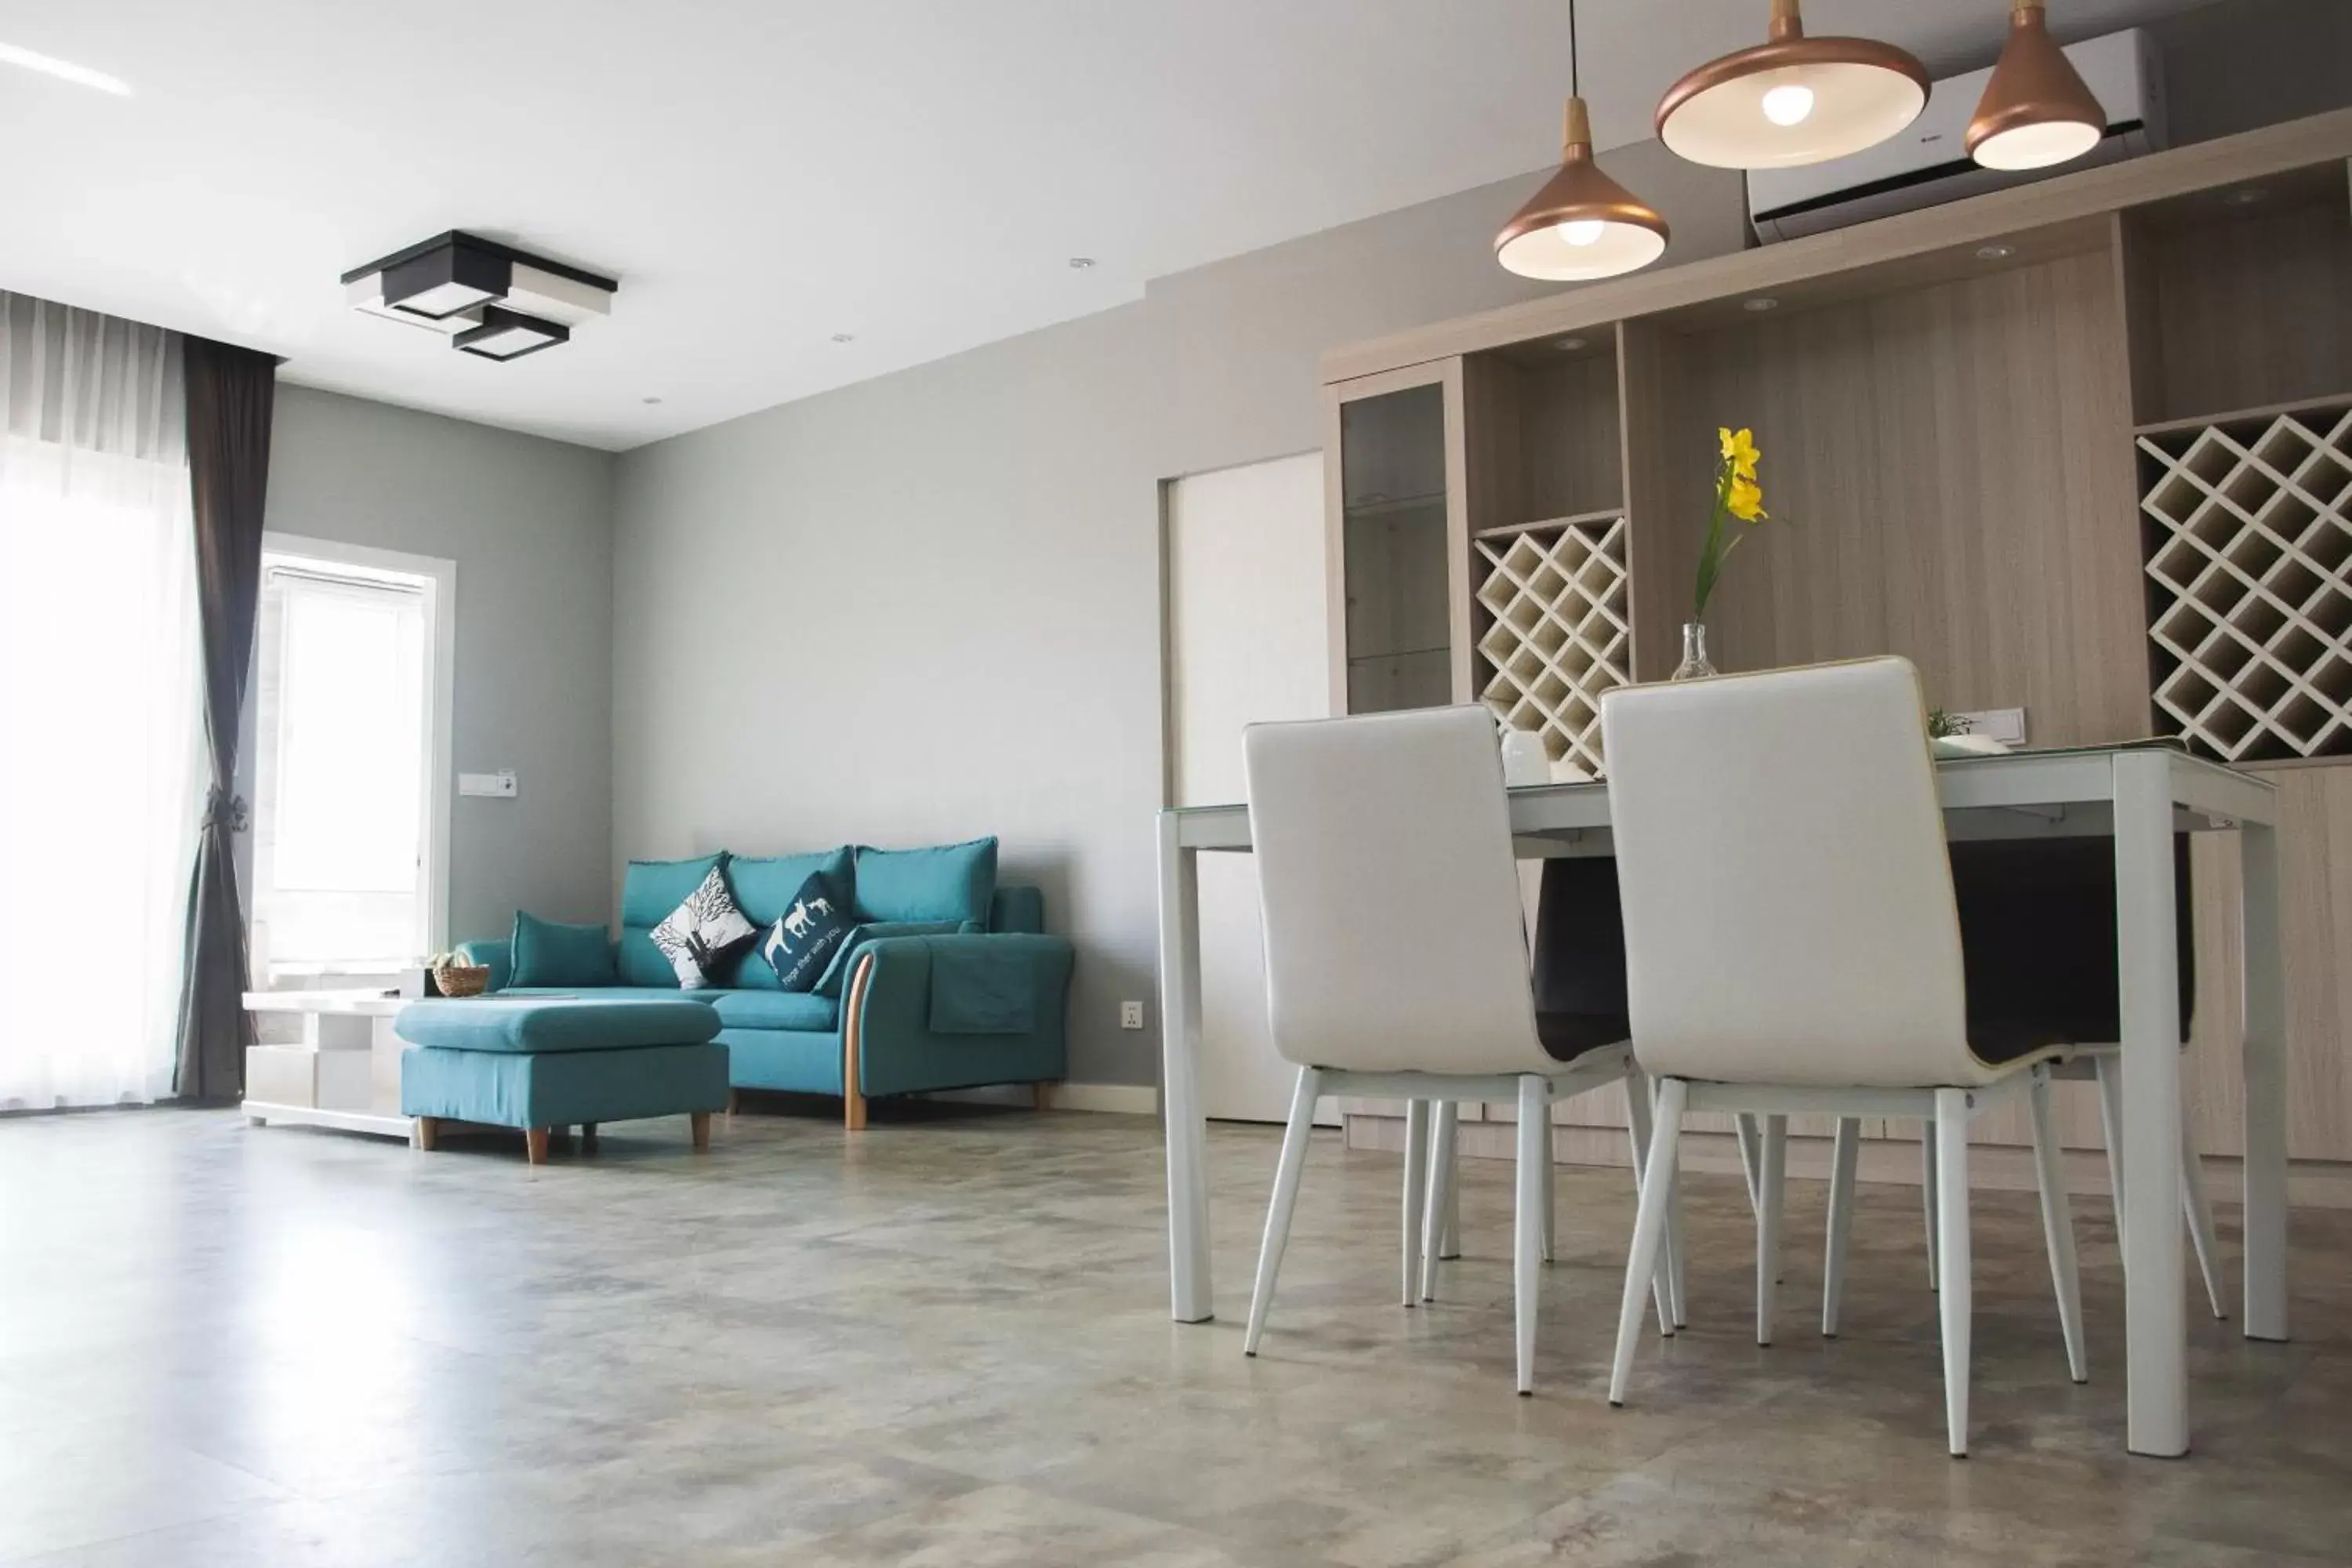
1120, 1000, 1145, 1030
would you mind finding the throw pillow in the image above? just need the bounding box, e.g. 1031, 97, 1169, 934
851, 837, 998, 925
757, 870, 855, 992
509, 912, 617, 989
648, 863, 759, 989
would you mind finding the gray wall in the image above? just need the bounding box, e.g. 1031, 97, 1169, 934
610, 146, 1746, 1085
264, 386, 615, 946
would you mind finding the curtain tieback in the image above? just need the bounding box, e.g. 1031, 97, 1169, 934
201, 786, 249, 836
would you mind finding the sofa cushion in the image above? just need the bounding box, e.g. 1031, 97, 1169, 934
649, 863, 759, 989
509, 913, 618, 989
618, 854, 725, 986
724, 848, 854, 989
503, 986, 719, 1005
394, 997, 720, 1054
853, 837, 997, 925
709, 989, 840, 1032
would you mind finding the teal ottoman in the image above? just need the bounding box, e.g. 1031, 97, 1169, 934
397, 998, 728, 1163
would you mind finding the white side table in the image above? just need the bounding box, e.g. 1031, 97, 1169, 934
241, 989, 412, 1139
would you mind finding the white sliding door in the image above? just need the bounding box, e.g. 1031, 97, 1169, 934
1164, 452, 1334, 1125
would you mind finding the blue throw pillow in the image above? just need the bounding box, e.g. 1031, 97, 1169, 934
852, 837, 997, 925
758, 870, 855, 993
509, 911, 617, 988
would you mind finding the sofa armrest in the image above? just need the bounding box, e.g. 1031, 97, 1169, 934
851, 934, 1073, 1098
452, 937, 514, 993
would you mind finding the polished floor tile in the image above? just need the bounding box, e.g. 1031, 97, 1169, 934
2, 1103, 2347, 1566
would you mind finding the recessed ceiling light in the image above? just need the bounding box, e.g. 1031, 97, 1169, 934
1976, 243, 2016, 261
1743, 296, 1779, 313
1554, 336, 1589, 351
641, 396, 663, 405
0, 40, 132, 96
830, 332, 856, 343
1068, 256, 1097, 270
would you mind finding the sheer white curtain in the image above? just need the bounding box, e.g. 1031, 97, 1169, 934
0, 293, 207, 1109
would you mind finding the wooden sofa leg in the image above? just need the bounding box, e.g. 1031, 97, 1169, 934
580, 1123, 599, 1152
524, 1127, 550, 1165
690, 1112, 712, 1152
412, 1116, 439, 1152
726, 1088, 740, 1117
843, 950, 874, 1132
1033, 1082, 1054, 1112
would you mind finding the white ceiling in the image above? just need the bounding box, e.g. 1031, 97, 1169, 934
0, 0, 2213, 450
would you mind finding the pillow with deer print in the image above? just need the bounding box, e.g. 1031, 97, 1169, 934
759, 869, 855, 993
648, 862, 760, 989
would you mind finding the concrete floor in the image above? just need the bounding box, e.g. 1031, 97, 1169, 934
2, 1102, 2349, 1567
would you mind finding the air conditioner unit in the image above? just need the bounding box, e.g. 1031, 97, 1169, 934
1748, 27, 2166, 244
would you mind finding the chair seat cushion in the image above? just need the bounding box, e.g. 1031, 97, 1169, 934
395, 998, 720, 1054
709, 989, 840, 1032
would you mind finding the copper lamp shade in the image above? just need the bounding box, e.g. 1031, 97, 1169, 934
1497, 97, 1671, 281
1969, 2, 2106, 170
1656, 0, 1929, 170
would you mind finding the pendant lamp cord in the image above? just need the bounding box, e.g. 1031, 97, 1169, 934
1567, 0, 1581, 98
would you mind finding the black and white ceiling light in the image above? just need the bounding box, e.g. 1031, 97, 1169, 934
342, 232, 617, 362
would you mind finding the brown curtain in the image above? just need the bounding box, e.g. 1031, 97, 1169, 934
174, 338, 278, 1100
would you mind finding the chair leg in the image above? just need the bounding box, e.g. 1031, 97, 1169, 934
2095, 1054, 2127, 1243
1421, 1101, 1457, 1301
1401, 1100, 1432, 1308
1934, 1087, 1973, 1458
1823, 1116, 1860, 1338
1540, 1109, 1556, 1265
1514, 1076, 1548, 1395
1665, 1163, 1689, 1329
1439, 1142, 1461, 1261
1916, 1126, 1939, 1293
1624, 1072, 1675, 1338
1756, 1114, 1788, 1346
1735, 1112, 1763, 1214
2181, 1116, 2228, 1320
1611, 1077, 1686, 1407
1244, 1066, 1322, 1356
2027, 1066, 2089, 1384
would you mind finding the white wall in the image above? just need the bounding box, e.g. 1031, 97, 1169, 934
610, 146, 1747, 1084
263, 386, 615, 946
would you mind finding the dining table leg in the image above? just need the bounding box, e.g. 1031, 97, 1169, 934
2114, 753, 2188, 1457
2239, 818, 2289, 1344
1159, 811, 1214, 1323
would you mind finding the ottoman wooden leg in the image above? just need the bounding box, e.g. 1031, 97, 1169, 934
525, 1127, 551, 1165
412, 1116, 439, 1152
690, 1112, 713, 1152
1033, 1082, 1053, 1112
580, 1123, 599, 1152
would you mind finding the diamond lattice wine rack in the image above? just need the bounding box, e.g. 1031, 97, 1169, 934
1473, 515, 1631, 775
2139, 402, 2352, 762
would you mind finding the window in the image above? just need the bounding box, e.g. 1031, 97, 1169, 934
249, 542, 452, 982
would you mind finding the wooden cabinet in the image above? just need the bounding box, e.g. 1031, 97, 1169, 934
1324, 110, 2352, 1170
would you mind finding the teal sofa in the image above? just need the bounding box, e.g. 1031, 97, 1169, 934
455, 841, 1073, 1129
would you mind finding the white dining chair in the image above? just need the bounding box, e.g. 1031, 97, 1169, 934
1239, 705, 1658, 1394
1599, 658, 2087, 1457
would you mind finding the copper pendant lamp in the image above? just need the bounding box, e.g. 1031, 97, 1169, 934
1968, 2, 2106, 170
1656, 0, 1929, 170
1496, 0, 1670, 282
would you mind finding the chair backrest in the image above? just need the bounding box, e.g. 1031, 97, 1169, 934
1243, 706, 1550, 1076
1599, 658, 1979, 1089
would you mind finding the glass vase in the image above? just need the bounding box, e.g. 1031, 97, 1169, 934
1671, 621, 1718, 681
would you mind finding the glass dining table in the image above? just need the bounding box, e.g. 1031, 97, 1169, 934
1153, 745, 2288, 1459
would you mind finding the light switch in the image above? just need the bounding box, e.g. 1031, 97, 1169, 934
459, 770, 518, 799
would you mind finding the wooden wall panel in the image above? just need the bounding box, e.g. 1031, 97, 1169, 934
1652, 250, 2148, 751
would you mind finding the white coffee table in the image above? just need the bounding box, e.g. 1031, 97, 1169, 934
241, 989, 412, 1139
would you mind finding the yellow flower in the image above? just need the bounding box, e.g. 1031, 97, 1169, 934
1719, 426, 1760, 482
1726, 474, 1767, 521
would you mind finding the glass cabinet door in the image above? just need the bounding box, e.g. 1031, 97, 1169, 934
1337, 379, 1457, 713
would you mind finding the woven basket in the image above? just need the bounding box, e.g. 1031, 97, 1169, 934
430, 960, 492, 999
